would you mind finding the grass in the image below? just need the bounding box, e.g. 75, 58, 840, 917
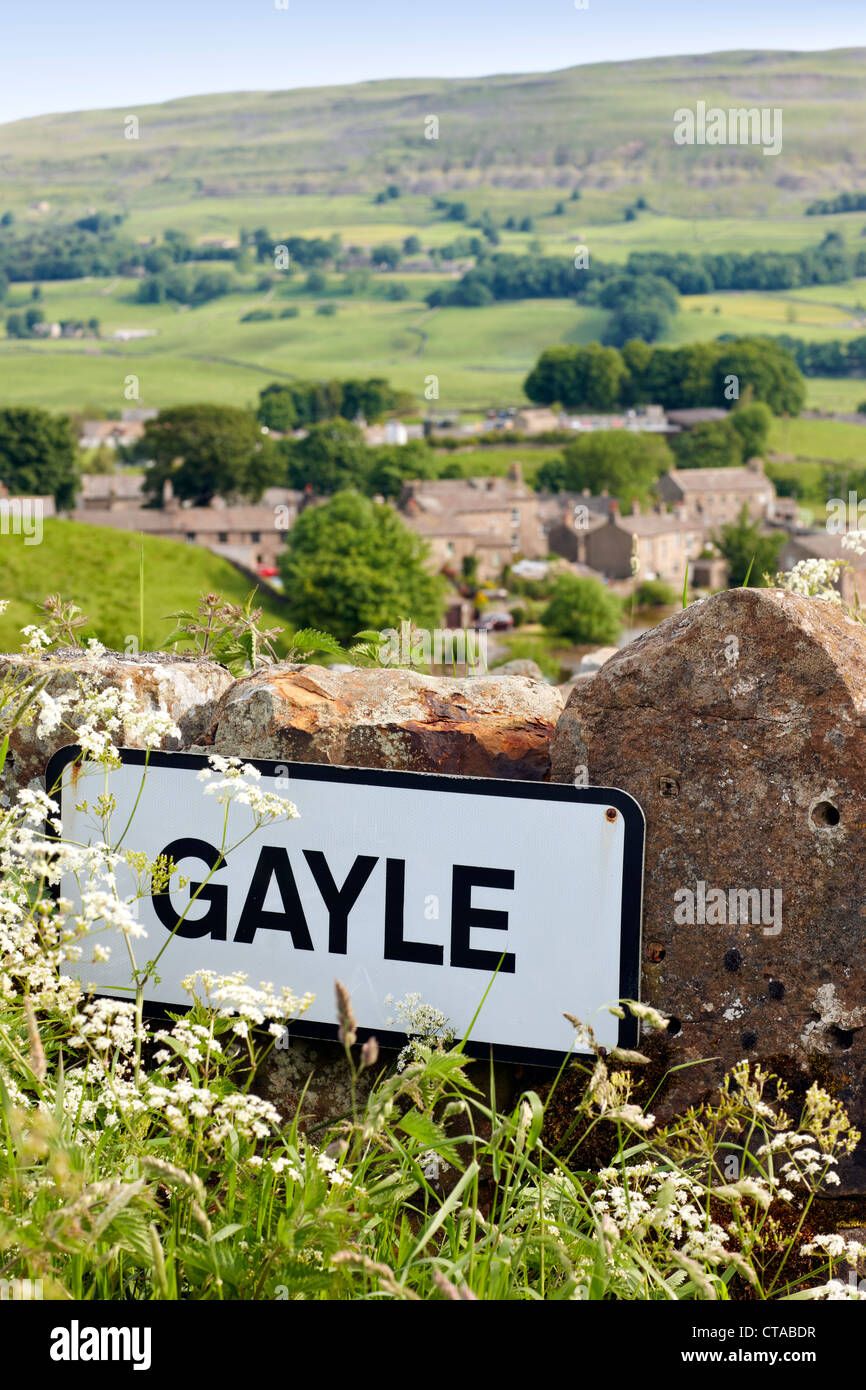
0, 519, 292, 654
768, 416, 866, 464
4, 270, 865, 419
2, 48, 864, 218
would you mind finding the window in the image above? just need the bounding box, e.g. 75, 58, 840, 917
218, 532, 228, 544
251, 531, 261, 542
185, 532, 196, 543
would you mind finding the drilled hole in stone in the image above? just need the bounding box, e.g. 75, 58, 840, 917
830, 1026, 855, 1051
741, 1032, 757, 1050
648, 945, 666, 963
768, 980, 785, 1001
724, 949, 742, 973
667, 1017, 682, 1038
811, 800, 840, 828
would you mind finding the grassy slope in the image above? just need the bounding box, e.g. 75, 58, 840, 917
1, 49, 865, 213
0, 519, 292, 654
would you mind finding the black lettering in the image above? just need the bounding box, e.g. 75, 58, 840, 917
153, 837, 227, 940
234, 846, 314, 949
302, 851, 378, 954
383, 857, 443, 965
450, 865, 515, 973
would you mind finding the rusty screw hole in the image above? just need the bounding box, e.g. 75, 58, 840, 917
648, 944, 666, 963
605, 807, 617, 822
811, 800, 840, 828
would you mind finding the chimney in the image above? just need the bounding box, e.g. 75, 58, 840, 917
746, 456, 764, 473
508, 461, 523, 485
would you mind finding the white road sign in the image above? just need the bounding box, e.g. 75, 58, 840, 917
48, 748, 645, 1063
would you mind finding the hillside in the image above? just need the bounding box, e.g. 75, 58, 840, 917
1, 49, 865, 217
0, 519, 291, 654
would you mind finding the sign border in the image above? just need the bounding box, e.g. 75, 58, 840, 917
46, 745, 645, 1065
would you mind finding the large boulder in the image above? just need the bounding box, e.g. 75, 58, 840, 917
0, 649, 233, 796
196, 664, 563, 780
550, 587, 866, 1186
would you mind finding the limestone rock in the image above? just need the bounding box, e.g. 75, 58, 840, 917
576, 645, 620, 676
550, 588, 866, 1184
197, 664, 563, 780
492, 658, 547, 681
1, 649, 233, 795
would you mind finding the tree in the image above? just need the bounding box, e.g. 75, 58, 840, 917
0, 407, 79, 508
402, 235, 421, 255
139, 405, 275, 507
524, 343, 627, 410
541, 574, 622, 644
365, 441, 438, 498
731, 401, 772, 459
283, 419, 369, 494
278, 491, 445, 642
537, 431, 674, 511
372, 244, 401, 269
711, 340, 805, 415
672, 419, 743, 470
715, 505, 784, 587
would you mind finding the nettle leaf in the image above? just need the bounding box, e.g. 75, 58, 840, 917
397, 1110, 450, 1151
291, 628, 344, 657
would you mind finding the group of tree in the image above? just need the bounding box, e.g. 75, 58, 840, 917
5, 310, 100, 338
0, 407, 79, 507
135, 405, 439, 508
137, 267, 236, 306
0, 213, 140, 283
535, 432, 675, 511
427, 234, 865, 313
769, 333, 866, 378
257, 377, 413, 430
534, 402, 772, 505
671, 403, 773, 468
805, 192, 866, 216
524, 337, 806, 415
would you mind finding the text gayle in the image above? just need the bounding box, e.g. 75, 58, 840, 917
153, 838, 516, 972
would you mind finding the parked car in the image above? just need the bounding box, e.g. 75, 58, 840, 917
478, 610, 514, 631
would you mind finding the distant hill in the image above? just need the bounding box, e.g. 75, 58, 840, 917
1, 49, 865, 216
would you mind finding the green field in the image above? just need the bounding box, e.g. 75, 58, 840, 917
0, 519, 292, 654
768, 415, 866, 464
2, 267, 865, 415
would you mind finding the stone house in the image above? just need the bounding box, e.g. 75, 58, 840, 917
538, 490, 618, 565
399, 465, 546, 578
511, 407, 561, 435
656, 459, 777, 528
584, 504, 705, 584
68, 487, 306, 572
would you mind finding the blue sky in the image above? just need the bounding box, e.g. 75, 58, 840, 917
1, 0, 862, 124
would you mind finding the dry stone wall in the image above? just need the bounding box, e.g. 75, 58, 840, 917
6, 595, 866, 1185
